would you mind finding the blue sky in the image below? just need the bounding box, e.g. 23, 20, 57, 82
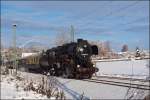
1, 1, 149, 51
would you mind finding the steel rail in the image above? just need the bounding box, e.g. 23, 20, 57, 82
82, 78, 150, 90
94, 75, 148, 82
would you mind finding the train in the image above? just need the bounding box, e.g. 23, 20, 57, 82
6, 39, 99, 79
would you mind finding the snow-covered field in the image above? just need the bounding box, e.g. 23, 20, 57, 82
1, 59, 149, 99
96, 59, 149, 79
1, 73, 149, 99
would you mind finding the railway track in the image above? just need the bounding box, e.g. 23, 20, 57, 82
82, 78, 150, 90
94, 75, 149, 82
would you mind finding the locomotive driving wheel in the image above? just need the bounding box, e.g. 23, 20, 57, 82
62, 64, 74, 78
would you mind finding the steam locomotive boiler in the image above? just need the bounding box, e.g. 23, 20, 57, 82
39, 39, 99, 78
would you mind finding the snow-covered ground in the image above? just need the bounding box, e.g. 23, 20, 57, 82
1, 74, 49, 99
55, 77, 149, 99
1, 71, 149, 99
1, 73, 63, 99
1, 59, 149, 99
96, 59, 149, 79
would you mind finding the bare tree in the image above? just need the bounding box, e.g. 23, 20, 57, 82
104, 41, 111, 52
1, 44, 4, 50
121, 44, 128, 52
55, 31, 70, 46
99, 41, 112, 57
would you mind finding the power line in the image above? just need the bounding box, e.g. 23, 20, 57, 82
78, 0, 141, 27
79, 1, 148, 34
75, 1, 111, 23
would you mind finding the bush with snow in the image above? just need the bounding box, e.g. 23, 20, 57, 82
1, 71, 66, 99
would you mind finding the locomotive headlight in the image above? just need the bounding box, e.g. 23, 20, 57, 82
77, 47, 84, 52
93, 64, 96, 67
84, 45, 87, 48
79, 48, 84, 52
77, 65, 80, 68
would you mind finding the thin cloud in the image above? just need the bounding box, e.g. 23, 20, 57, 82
1, 17, 68, 32
124, 24, 149, 33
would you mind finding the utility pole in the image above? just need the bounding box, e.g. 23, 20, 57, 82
70, 25, 74, 42
12, 24, 17, 75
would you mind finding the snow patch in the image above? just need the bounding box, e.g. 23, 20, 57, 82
96, 59, 149, 79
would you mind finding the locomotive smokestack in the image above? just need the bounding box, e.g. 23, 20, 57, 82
77, 39, 83, 43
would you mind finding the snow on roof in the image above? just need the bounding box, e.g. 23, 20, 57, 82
21, 53, 38, 58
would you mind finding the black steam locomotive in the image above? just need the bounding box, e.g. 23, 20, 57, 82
7, 39, 99, 78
